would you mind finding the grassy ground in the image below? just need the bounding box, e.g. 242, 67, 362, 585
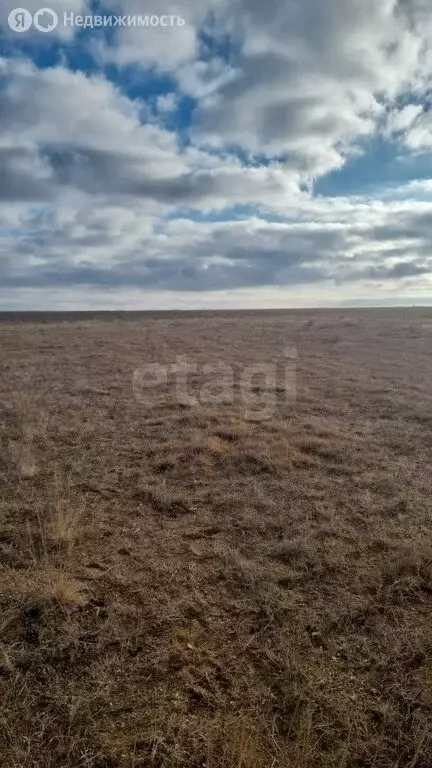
0, 308, 431, 767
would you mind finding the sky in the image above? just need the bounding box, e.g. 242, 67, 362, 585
1, 0, 432, 310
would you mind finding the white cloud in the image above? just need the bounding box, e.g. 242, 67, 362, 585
2, 1, 432, 307
0, 56, 305, 210
385, 104, 424, 136
2, 188, 432, 297
96, 0, 211, 69
156, 92, 178, 114
403, 112, 432, 149
185, 0, 432, 176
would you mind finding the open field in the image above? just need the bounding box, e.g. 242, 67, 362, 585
0, 308, 432, 767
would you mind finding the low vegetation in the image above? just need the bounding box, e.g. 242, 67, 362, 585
0, 308, 431, 767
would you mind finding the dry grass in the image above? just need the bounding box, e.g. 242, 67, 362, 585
0, 308, 432, 767
49, 471, 84, 547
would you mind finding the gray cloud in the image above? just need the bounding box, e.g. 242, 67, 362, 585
0, 147, 54, 201
1, 202, 432, 293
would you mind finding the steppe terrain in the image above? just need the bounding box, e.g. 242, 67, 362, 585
0, 308, 431, 767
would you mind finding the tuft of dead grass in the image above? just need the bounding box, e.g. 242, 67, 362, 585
49, 471, 84, 547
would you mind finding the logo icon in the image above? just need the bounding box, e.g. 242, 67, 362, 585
33, 7, 58, 32
8, 7, 32, 32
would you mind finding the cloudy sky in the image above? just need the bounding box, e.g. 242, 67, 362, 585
1, 0, 432, 309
